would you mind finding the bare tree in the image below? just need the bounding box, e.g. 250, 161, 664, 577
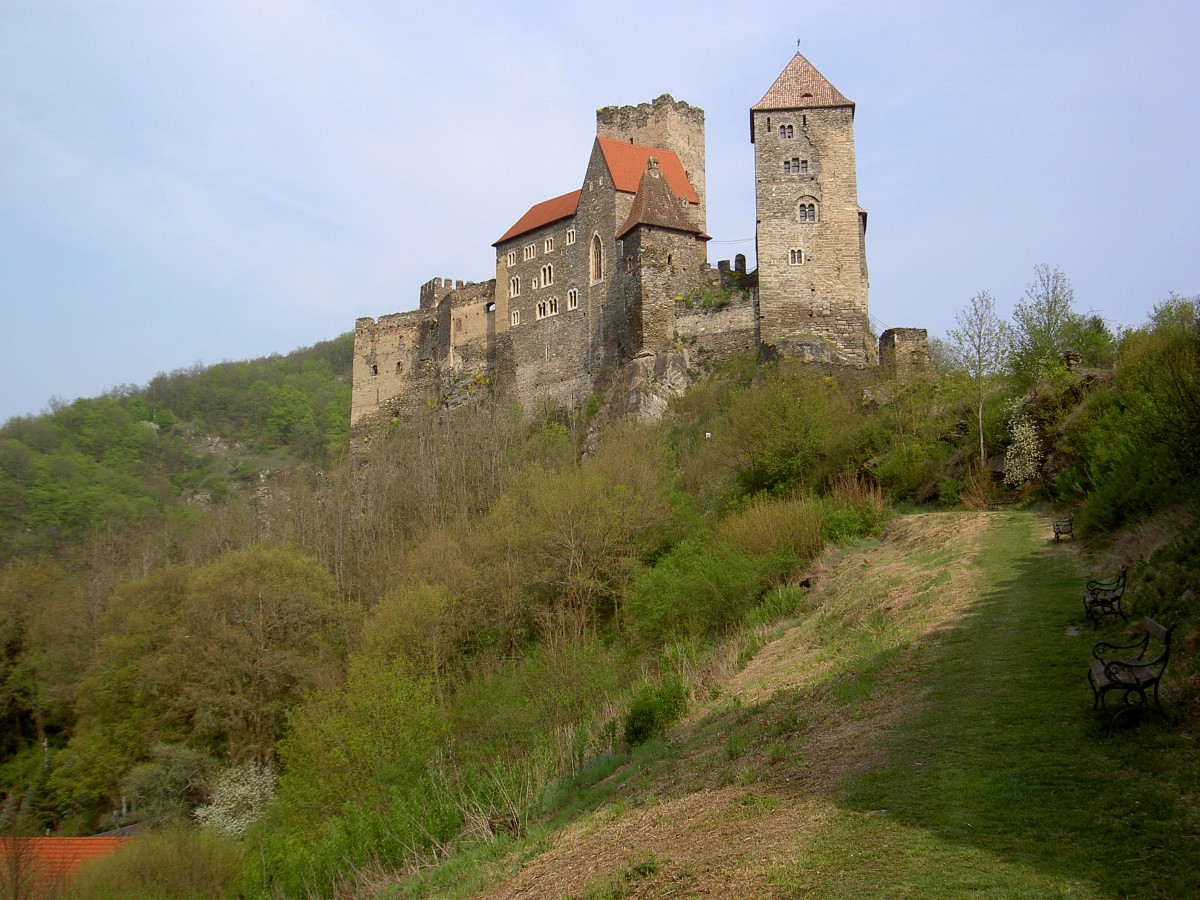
1011, 264, 1078, 378
948, 291, 1011, 470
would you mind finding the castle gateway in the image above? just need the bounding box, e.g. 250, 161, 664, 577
352, 53, 909, 429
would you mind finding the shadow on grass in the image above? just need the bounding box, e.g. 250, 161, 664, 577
811, 512, 1199, 896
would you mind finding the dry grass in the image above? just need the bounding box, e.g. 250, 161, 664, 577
713, 494, 823, 562
477, 512, 997, 899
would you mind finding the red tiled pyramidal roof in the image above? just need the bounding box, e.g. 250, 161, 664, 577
0, 837, 129, 885
617, 159, 702, 239
597, 137, 699, 204
494, 190, 582, 246
753, 52, 852, 112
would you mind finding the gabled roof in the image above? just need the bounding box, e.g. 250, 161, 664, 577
597, 137, 700, 203
493, 190, 581, 246
617, 160, 703, 239
751, 53, 853, 142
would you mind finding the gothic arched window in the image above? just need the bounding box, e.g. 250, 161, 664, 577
590, 234, 604, 283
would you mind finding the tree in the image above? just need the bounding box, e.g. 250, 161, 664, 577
1010, 264, 1079, 379
161, 548, 354, 763
948, 291, 1011, 470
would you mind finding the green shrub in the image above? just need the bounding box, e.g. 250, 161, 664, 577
624, 675, 687, 747
937, 478, 961, 507
625, 542, 769, 644
744, 584, 806, 629
69, 827, 244, 900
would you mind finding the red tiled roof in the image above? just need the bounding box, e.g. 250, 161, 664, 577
597, 137, 699, 203
617, 160, 701, 239
0, 837, 128, 885
493, 190, 581, 246
753, 53, 852, 112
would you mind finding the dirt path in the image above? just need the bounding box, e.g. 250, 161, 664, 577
481, 512, 1001, 899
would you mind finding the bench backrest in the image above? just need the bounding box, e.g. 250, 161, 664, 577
1143, 617, 1174, 666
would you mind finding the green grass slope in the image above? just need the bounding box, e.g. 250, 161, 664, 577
416, 510, 1198, 899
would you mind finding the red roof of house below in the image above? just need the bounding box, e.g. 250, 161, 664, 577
494, 190, 582, 246
597, 137, 699, 204
0, 837, 129, 885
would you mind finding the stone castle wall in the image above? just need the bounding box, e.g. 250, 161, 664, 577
879, 327, 930, 375
754, 105, 870, 363
673, 289, 758, 365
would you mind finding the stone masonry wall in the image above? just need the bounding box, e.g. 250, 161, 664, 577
625, 227, 708, 352
352, 311, 434, 426
674, 290, 758, 365
754, 105, 869, 362
497, 211, 593, 412
879, 327, 930, 375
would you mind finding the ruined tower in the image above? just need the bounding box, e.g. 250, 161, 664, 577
751, 53, 871, 363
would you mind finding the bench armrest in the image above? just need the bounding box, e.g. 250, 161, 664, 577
1102, 656, 1163, 681
1092, 637, 1147, 661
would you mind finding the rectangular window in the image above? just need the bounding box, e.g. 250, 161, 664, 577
523, 244, 536, 261
789, 249, 805, 266
567, 288, 578, 310
510, 309, 520, 326
506, 251, 516, 267
544, 237, 554, 253
800, 159, 808, 174
566, 228, 576, 245
617, 239, 624, 257
531, 277, 539, 290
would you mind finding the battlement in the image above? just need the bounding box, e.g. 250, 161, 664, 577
420, 277, 479, 312
596, 94, 704, 131
597, 93, 706, 235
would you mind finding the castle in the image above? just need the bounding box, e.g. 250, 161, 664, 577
351, 53, 926, 428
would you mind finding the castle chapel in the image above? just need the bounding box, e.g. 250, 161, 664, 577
351, 54, 917, 429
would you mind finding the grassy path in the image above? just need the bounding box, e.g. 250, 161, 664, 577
772, 511, 1198, 898
409, 511, 1198, 898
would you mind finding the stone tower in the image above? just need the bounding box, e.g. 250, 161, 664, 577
597, 95, 706, 236
751, 53, 871, 363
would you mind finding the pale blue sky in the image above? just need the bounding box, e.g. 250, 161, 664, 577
2, 1, 1198, 422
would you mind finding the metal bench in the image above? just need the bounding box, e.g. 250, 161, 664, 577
1088, 617, 1173, 735
1083, 564, 1128, 628
1053, 515, 1074, 541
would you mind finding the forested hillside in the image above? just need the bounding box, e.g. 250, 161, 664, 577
0, 333, 352, 561
1, 273, 1197, 898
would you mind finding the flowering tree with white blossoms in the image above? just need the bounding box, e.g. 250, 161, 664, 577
194, 761, 275, 839
1004, 414, 1043, 487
